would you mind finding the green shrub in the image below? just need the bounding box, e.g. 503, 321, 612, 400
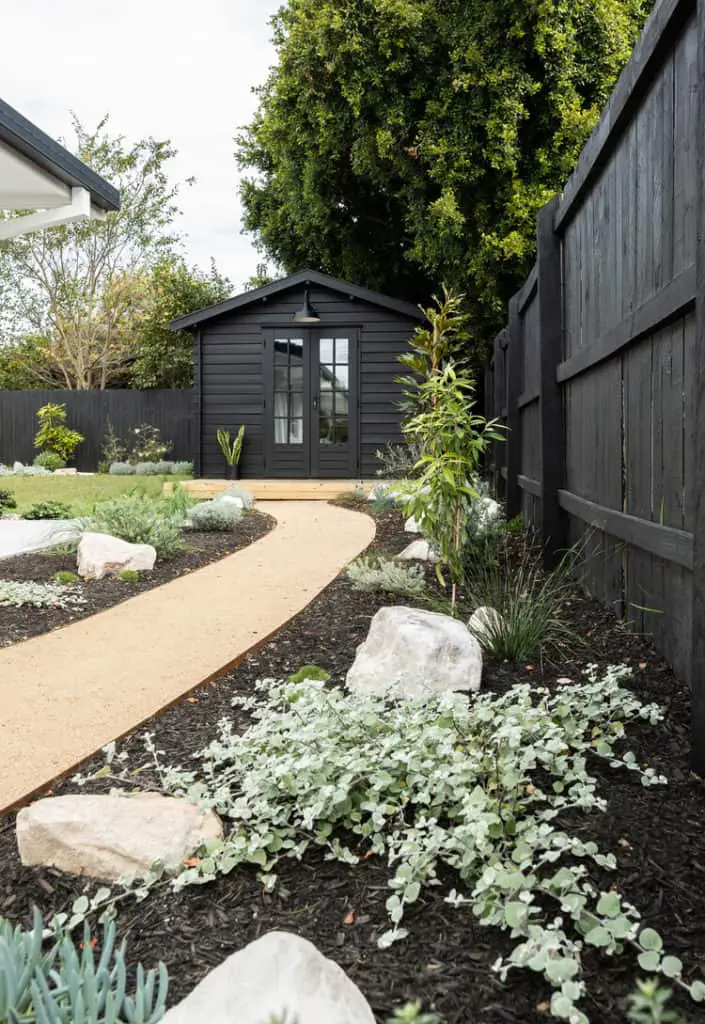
346, 555, 426, 597
126, 423, 172, 463
51, 571, 80, 585
88, 494, 183, 560
109, 462, 136, 475
0, 906, 167, 1023
33, 402, 84, 462
0, 487, 17, 512
171, 461, 193, 475
462, 533, 577, 662
33, 451, 66, 471
160, 482, 195, 520
288, 664, 330, 683
117, 569, 140, 582
188, 500, 242, 532
23, 501, 73, 521
99, 420, 127, 472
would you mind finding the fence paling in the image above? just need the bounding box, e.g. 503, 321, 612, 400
0, 390, 196, 471
484, 0, 702, 750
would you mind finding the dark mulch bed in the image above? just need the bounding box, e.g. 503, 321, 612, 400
0, 510, 275, 648
1, 500, 704, 1023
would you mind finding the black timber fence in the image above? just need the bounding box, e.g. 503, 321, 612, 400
484, 0, 705, 766
0, 390, 195, 472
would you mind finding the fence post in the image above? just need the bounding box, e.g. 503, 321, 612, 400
505, 297, 522, 519
536, 194, 566, 568
691, 0, 705, 774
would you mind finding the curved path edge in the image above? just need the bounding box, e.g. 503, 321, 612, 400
0, 501, 375, 814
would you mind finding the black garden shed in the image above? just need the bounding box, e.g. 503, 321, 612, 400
170, 269, 425, 479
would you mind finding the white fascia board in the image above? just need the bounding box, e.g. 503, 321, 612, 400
0, 187, 100, 239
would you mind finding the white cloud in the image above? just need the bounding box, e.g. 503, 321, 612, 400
3, 0, 283, 291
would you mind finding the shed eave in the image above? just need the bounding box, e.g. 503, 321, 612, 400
168, 268, 426, 332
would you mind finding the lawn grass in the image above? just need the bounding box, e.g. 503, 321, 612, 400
0, 475, 190, 516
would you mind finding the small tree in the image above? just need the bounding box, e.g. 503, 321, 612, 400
34, 403, 84, 463
396, 285, 469, 417
402, 364, 504, 612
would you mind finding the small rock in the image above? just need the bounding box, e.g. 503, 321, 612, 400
12, 461, 23, 472
396, 539, 439, 562
77, 532, 156, 580
468, 605, 505, 641
404, 515, 422, 533
346, 606, 482, 697
160, 931, 375, 1024
16, 793, 223, 883
53, 467, 78, 476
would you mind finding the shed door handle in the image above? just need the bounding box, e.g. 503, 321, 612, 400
313, 396, 318, 410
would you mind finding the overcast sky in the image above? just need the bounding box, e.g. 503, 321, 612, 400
3, 0, 283, 292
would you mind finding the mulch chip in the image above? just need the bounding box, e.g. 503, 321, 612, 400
1, 501, 704, 1022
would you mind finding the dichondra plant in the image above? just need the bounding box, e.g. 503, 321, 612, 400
86, 664, 705, 1023
0, 906, 168, 1023
0, 580, 85, 610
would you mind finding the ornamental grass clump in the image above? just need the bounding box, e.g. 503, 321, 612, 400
106, 664, 705, 1023
88, 493, 183, 560
0, 580, 85, 610
0, 906, 168, 1023
463, 533, 578, 663
346, 555, 426, 597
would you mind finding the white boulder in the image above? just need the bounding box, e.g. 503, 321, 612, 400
160, 931, 375, 1024
53, 467, 78, 476
16, 793, 223, 883
12, 461, 23, 473
396, 539, 439, 563
367, 483, 396, 502
404, 516, 423, 534
77, 531, 156, 580
468, 605, 505, 641
346, 606, 482, 698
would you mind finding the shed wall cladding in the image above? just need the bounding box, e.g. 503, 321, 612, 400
197, 283, 418, 478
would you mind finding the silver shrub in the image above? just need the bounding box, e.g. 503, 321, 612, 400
108, 462, 136, 475
0, 580, 86, 610
188, 500, 243, 532
346, 555, 426, 597
170, 461, 194, 475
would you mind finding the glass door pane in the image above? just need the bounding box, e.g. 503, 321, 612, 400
273, 338, 304, 445
318, 337, 349, 446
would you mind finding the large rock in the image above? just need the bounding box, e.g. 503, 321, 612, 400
77, 531, 156, 580
396, 539, 439, 563
346, 606, 482, 698
468, 605, 505, 642
161, 931, 375, 1024
16, 793, 223, 883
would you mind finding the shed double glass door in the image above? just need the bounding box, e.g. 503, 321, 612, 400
266, 330, 356, 477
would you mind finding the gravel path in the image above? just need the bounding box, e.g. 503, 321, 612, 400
0, 501, 374, 811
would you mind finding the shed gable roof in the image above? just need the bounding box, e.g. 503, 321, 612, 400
169, 269, 425, 331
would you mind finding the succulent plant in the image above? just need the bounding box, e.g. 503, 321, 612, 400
0, 907, 168, 1023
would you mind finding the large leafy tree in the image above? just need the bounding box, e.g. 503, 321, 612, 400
238, 0, 653, 349
129, 259, 231, 388
0, 117, 189, 388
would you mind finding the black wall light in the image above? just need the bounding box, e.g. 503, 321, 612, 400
292, 285, 321, 323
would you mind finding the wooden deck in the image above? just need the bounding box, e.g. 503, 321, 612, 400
168, 479, 381, 501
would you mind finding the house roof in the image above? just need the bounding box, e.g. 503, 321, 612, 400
169, 268, 426, 331
0, 98, 120, 213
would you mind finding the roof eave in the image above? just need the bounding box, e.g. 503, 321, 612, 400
0, 99, 120, 212
169, 268, 426, 332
